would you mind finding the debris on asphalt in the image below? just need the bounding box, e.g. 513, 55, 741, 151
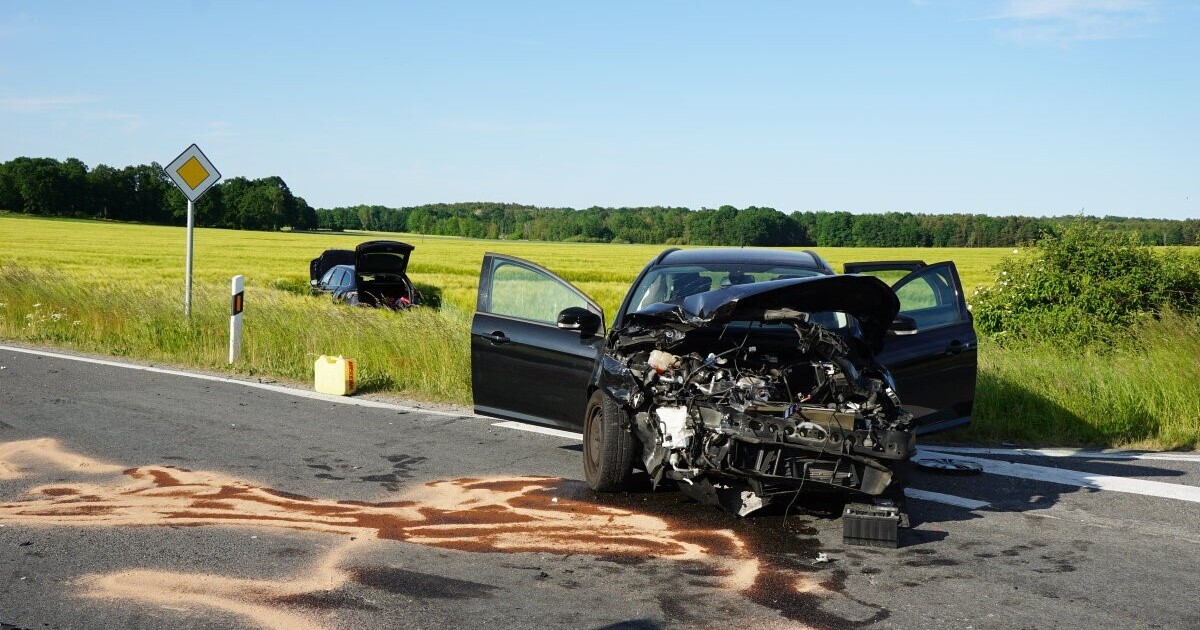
912, 456, 984, 475
814, 552, 831, 564
843, 502, 902, 548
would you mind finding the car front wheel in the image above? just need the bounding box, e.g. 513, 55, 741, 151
583, 390, 636, 492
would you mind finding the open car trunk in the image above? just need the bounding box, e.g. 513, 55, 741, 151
354, 240, 420, 308
310, 249, 355, 283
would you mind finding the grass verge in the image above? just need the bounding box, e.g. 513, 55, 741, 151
0, 265, 470, 403
936, 311, 1200, 450
2, 263, 1197, 450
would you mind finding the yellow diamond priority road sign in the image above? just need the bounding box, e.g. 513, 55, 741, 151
166, 144, 221, 202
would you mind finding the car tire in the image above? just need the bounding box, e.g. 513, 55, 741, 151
583, 390, 636, 492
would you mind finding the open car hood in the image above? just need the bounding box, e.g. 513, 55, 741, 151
627, 274, 900, 350
310, 249, 355, 282
354, 240, 414, 277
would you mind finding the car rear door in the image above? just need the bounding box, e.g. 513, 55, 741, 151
845, 260, 978, 434
472, 254, 605, 430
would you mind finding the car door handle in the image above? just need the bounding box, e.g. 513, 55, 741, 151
479, 331, 509, 345
945, 340, 966, 355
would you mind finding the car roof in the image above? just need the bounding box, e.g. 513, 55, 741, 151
654, 247, 831, 272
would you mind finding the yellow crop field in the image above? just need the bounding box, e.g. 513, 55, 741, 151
0, 213, 1015, 318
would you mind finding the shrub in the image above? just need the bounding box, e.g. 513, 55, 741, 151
972, 222, 1200, 346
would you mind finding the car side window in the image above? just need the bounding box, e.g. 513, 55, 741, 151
320, 269, 337, 286
892, 266, 963, 329
487, 260, 589, 325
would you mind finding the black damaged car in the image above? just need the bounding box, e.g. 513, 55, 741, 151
310, 240, 422, 309
470, 248, 977, 515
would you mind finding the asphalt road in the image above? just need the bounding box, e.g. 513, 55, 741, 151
2, 345, 1200, 630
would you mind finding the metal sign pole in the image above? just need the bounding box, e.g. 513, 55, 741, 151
166, 143, 219, 319
185, 198, 195, 317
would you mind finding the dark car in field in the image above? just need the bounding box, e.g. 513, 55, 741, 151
470, 248, 977, 514
310, 240, 422, 309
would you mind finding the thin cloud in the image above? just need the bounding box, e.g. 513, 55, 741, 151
992, 0, 1158, 44
74, 109, 146, 133
0, 95, 91, 113
204, 120, 235, 141
436, 119, 572, 134
0, 12, 34, 40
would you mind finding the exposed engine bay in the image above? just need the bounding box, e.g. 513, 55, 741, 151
599, 275, 915, 515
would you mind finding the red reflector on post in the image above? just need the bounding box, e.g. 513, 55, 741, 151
231, 292, 244, 315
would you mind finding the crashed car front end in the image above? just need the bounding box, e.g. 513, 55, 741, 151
599, 275, 914, 515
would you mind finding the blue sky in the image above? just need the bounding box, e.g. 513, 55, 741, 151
1, 1, 1196, 218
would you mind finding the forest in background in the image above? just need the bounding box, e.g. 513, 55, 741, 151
3, 155, 1198, 248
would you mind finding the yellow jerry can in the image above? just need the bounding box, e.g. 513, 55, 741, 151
314, 355, 357, 396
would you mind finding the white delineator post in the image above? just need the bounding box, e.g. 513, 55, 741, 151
229, 275, 244, 364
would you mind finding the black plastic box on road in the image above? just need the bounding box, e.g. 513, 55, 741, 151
843, 502, 900, 548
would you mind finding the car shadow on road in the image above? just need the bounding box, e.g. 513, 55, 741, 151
897, 376, 1196, 545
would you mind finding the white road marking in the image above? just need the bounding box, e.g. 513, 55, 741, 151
490, 421, 584, 440
903, 488, 990, 510
0, 344, 481, 421
922, 444, 1200, 463
916, 448, 1200, 504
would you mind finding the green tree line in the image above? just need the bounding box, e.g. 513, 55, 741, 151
3, 156, 1198, 247
0, 156, 318, 231
320, 202, 1200, 248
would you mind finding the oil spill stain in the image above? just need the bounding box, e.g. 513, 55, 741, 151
271, 546, 311, 558
1034, 554, 1077, 574
304, 454, 427, 490
272, 590, 380, 611
350, 566, 496, 599
902, 558, 959, 568
0, 438, 884, 630
656, 591, 697, 623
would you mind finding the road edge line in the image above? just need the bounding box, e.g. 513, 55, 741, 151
0, 344, 480, 421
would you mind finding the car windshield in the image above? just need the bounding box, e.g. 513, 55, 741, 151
625, 263, 824, 314
624, 263, 855, 333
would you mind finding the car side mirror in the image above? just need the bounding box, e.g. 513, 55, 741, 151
557, 306, 601, 337
888, 313, 919, 336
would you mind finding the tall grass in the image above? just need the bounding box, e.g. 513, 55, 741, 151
5, 262, 1196, 448
0, 265, 470, 403
936, 311, 1200, 450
